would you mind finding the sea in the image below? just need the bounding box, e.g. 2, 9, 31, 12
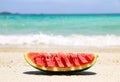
0, 14, 120, 47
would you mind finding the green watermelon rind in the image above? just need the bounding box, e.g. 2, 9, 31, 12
24, 53, 98, 72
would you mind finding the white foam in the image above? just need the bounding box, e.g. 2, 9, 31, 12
0, 33, 120, 47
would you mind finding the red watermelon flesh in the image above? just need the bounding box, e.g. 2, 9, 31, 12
25, 52, 98, 72
68, 53, 80, 66
59, 53, 72, 67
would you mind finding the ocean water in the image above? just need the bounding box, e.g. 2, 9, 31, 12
0, 14, 120, 47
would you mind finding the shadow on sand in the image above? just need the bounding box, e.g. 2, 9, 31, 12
23, 70, 96, 76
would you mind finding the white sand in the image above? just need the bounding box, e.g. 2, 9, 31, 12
0, 47, 120, 82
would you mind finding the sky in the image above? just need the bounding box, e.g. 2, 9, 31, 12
0, 0, 120, 14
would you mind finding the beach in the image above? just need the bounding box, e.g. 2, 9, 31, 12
0, 46, 120, 82
0, 14, 120, 82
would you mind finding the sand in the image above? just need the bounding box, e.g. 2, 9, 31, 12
0, 46, 120, 82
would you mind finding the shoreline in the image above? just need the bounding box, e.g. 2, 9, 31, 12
0, 45, 120, 53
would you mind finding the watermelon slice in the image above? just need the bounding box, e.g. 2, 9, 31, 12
24, 52, 98, 72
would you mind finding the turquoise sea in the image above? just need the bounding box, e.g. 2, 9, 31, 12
0, 14, 120, 47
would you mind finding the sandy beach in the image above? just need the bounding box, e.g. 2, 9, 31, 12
0, 46, 120, 82
1, 1, 120, 81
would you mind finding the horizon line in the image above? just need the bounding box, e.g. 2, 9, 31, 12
0, 11, 120, 15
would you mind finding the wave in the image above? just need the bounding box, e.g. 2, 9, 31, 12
0, 33, 120, 47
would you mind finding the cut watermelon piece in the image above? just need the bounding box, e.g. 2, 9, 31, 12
24, 52, 98, 72
54, 55, 64, 67
68, 53, 80, 66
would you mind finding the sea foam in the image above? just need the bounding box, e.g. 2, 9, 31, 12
0, 33, 120, 47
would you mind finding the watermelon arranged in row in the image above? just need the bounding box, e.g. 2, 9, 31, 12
24, 52, 98, 72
